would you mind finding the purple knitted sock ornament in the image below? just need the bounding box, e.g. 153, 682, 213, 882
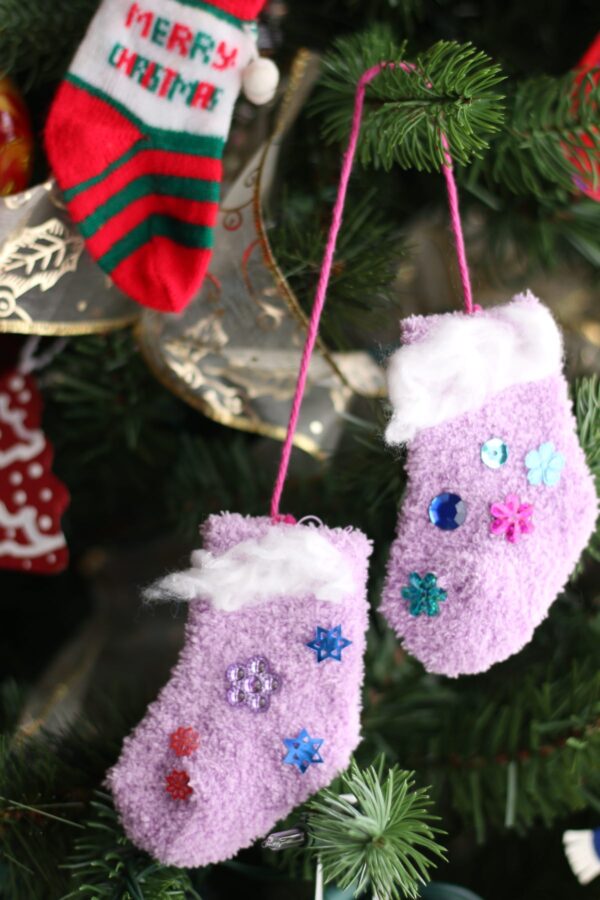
108, 63, 381, 868
109, 513, 371, 866
381, 292, 597, 677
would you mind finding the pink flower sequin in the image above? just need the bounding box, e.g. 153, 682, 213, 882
490, 494, 534, 543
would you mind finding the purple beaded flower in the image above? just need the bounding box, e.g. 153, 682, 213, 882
225, 656, 280, 713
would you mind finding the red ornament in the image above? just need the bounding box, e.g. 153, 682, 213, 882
0, 77, 33, 196
0, 367, 69, 574
169, 726, 200, 758
165, 769, 193, 801
568, 34, 600, 201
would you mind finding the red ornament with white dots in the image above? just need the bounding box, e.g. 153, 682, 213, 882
169, 726, 200, 758
0, 367, 69, 574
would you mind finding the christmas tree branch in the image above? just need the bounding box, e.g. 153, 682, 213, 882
575, 374, 600, 560
305, 759, 446, 900
0, 0, 99, 87
313, 27, 506, 171
361, 601, 600, 840
62, 794, 201, 899
473, 73, 600, 200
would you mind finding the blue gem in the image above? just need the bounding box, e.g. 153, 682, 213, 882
481, 438, 509, 469
282, 729, 324, 773
306, 625, 352, 662
428, 492, 467, 530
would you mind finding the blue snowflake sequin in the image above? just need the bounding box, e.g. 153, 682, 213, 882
282, 729, 324, 773
401, 572, 447, 617
525, 441, 565, 487
306, 625, 352, 662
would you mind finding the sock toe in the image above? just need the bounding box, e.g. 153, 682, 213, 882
110, 237, 214, 313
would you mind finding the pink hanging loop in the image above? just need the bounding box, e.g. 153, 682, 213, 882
270, 61, 474, 521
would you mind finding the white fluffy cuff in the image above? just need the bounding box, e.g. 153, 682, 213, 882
385, 293, 563, 445
145, 525, 355, 611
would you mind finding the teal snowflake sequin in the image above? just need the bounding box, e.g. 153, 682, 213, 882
525, 441, 565, 487
401, 572, 447, 617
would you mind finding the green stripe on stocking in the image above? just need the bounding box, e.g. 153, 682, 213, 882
65, 75, 226, 158
100, 215, 214, 271
78, 174, 220, 238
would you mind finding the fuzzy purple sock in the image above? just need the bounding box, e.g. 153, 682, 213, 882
381, 293, 597, 677
108, 513, 372, 866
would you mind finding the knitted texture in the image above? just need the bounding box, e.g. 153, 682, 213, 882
381, 294, 597, 677
108, 513, 372, 866
45, 0, 264, 312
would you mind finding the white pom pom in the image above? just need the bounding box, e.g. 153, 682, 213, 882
242, 57, 279, 105
563, 830, 600, 885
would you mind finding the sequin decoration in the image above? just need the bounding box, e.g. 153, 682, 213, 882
165, 769, 193, 801
226, 656, 280, 712
282, 729, 324, 773
306, 625, 352, 662
481, 438, 509, 469
490, 494, 534, 543
525, 441, 565, 487
169, 726, 200, 758
428, 492, 467, 530
401, 572, 447, 617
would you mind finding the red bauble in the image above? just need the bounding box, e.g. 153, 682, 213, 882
0, 368, 69, 574
0, 76, 33, 196
569, 35, 600, 202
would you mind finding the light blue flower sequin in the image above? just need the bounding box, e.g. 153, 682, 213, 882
525, 441, 565, 487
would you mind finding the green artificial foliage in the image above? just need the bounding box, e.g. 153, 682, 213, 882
306, 759, 446, 899
62, 795, 201, 900
476, 74, 600, 201
575, 375, 600, 560
0, 687, 144, 899
269, 184, 402, 347
0, 0, 99, 87
314, 29, 506, 171
363, 623, 600, 840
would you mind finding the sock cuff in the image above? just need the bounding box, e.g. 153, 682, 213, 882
385, 292, 564, 444
187, 0, 267, 21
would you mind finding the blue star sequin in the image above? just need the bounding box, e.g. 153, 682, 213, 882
306, 625, 352, 662
282, 729, 324, 773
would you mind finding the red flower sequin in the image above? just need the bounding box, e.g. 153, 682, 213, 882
169, 726, 200, 757
165, 769, 193, 801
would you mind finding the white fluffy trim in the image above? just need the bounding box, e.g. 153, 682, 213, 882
145, 526, 354, 611
563, 830, 600, 885
385, 294, 562, 444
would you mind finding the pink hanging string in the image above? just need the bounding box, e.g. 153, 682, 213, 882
441, 133, 474, 315
270, 61, 474, 521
